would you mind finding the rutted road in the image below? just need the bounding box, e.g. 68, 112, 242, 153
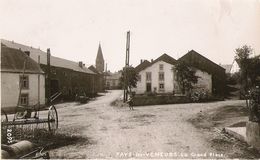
50, 90, 244, 159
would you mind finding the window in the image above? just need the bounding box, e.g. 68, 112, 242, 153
137, 74, 141, 82
146, 72, 151, 81
20, 75, 29, 89
159, 72, 164, 81
159, 64, 164, 70
20, 94, 28, 106
112, 80, 116, 86
159, 83, 164, 90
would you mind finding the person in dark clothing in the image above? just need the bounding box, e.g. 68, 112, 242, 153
127, 94, 134, 110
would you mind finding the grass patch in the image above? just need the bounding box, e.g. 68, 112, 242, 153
188, 105, 248, 129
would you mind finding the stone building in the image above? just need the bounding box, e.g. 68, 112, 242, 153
88, 65, 104, 92
1, 39, 98, 101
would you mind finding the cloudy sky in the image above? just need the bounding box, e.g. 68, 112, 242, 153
0, 0, 259, 72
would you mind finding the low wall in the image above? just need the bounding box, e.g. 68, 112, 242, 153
133, 95, 190, 106
246, 121, 260, 150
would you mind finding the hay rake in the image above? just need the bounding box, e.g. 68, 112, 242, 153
1, 92, 61, 142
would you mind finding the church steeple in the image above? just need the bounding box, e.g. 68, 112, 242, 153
95, 43, 104, 72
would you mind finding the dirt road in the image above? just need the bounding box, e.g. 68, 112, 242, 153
49, 90, 245, 159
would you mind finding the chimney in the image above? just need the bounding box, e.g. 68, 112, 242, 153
47, 48, 51, 66
24, 51, 30, 56
140, 59, 143, 64
151, 59, 153, 62
83, 63, 85, 67
79, 61, 83, 68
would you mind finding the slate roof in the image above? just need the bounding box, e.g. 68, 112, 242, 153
178, 50, 225, 76
1, 39, 95, 75
135, 60, 151, 72
152, 53, 177, 65
135, 53, 176, 72
88, 65, 101, 74
1, 44, 44, 74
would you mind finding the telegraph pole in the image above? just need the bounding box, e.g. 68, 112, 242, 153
123, 31, 130, 102
104, 63, 107, 91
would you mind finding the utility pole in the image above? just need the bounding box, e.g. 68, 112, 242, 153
123, 31, 130, 102
104, 63, 107, 90
46, 48, 51, 105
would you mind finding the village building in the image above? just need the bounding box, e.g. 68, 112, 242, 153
1, 39, 98, 101
88, 65, 104, 92
134, 54, 178, 94
1, 44, 45, 112
105, 71, 122, 89
134, 50, 226, 97
178, 50, 226, 97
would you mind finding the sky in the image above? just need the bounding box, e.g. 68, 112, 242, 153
0, 0, 260, 72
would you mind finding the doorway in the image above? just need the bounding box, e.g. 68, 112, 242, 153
146, 83, 151, 92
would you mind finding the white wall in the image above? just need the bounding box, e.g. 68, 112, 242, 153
1, 72, 45, 109
134, 61, 212, 94
134, 61, 178, 94
194, 69, 212, 93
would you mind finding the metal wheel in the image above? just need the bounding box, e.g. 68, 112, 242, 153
1, 109, 8, 123
48, 105, 58, 132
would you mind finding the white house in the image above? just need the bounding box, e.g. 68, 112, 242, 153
1, 44, 45, 112
134, 54, 179, 94
134, 52, 218, 95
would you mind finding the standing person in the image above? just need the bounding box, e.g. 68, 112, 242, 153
127, 94, 134, 110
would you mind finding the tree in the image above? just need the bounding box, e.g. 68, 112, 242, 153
235, 45, 260, 94
120, 66, 138, 93
174, 61, 199, 94
235, 45, 252, 92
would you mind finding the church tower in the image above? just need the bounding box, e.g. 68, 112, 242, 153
95, 43, 104, 72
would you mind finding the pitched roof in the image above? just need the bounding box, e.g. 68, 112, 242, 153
135, 53, 176, 72
135, 60, 151, 72
152, 53, 177, 65
88, 65, 101, 74
1, 39, 95, 74
178, 50, 225, 75
96, 43, 104, 61
1, 44, 44, 74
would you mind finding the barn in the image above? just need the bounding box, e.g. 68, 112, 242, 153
178, 50, 226, 98
1, 39, 97, 101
